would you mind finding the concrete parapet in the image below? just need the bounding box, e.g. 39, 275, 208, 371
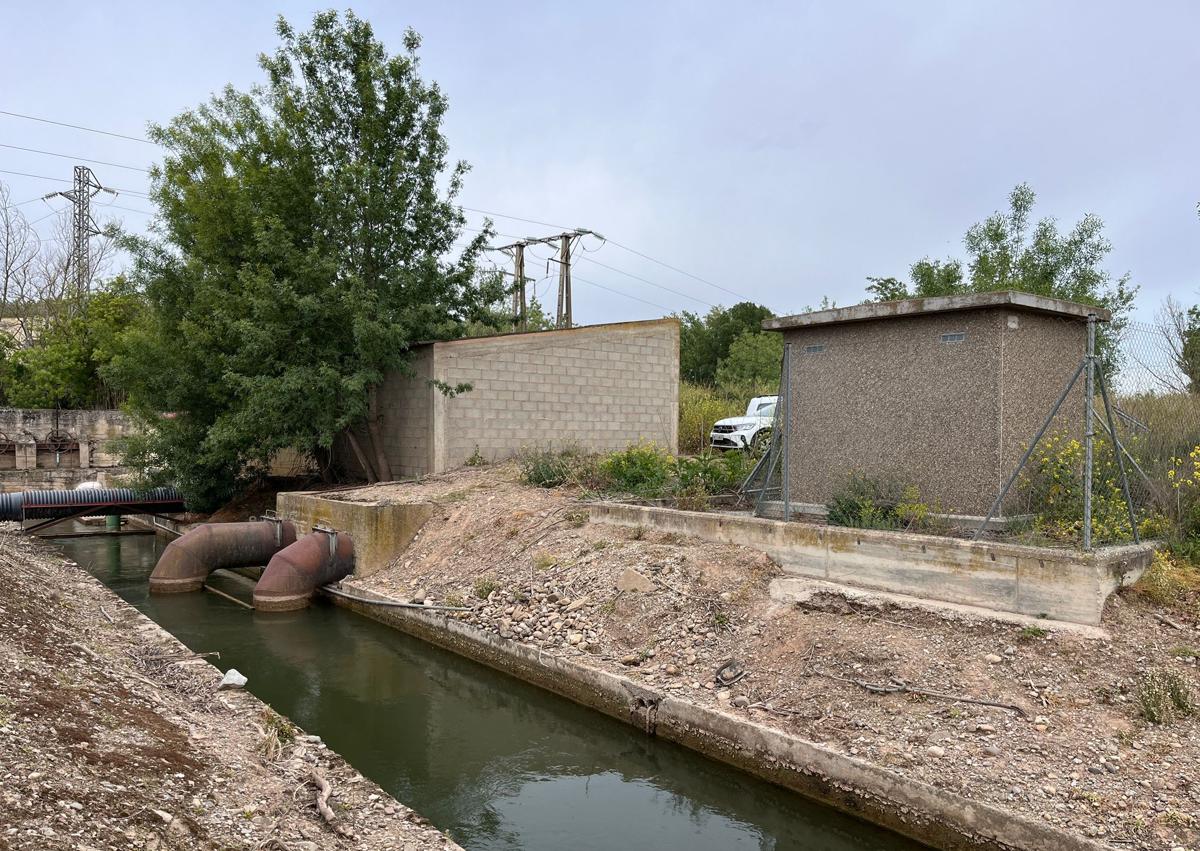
275, 492, 433, 578
589, 503, 1155, 626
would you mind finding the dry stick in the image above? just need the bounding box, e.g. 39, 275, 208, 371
202, 584, 254, 610
310, 768, 335, 823
99, 605, 115, 624
822, 672, 1028, 717
1153, 612, 1186, 631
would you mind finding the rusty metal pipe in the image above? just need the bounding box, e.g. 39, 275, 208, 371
253, 530, 354, 612
149, 520, 297, 594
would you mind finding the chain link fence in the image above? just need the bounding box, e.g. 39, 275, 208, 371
742, 316, 1200, 551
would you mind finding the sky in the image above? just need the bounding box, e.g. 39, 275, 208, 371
2, 0, 1198, 325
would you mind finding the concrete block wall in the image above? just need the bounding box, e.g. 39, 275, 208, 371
435, 319, 678, 470
335, 319, 679, 479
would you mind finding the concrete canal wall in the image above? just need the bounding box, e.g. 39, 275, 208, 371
328, 583, 1106, 851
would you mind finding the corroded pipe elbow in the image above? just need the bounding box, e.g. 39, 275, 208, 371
253, 530, 355, 612
149, 520, 297, 593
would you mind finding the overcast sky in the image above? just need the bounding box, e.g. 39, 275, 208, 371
3, 0, 1197, 324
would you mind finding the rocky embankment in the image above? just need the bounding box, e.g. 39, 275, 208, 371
0, 524, 460, 851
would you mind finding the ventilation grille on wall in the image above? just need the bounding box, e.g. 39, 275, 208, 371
803, 344, 826, 354
939, 332, 966, 343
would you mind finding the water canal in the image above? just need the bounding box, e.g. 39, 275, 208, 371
54, 531, 924, 851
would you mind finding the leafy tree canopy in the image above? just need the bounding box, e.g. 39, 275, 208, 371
714, 330, 783, 395
677, 301, 774, 385
1, 279, 143, 409
866, 183, 1137, 325
109, 11, 502, 509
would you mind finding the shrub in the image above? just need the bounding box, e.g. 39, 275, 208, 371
518, 447, 577, 488
1136, 668, 1194, 724
598, 442, 674, 497
674, 450, 753, 498
473, 577, 499, 599
826, 472, 931, 531
1020, 431, 1169, 546
678, 383, 744, 455
1134, 550, 1200, 610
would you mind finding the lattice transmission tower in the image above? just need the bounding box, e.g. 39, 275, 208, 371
47, 166, 114, 301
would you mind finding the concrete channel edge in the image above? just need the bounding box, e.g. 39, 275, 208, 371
329, 582, 1106, 851
51, 549, 465, 850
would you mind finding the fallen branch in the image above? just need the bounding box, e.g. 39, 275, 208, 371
310, 767, 336, 824
99, 606, 115, 625
1154, 612, 1186, 631
143, 650, 221, 662
822, 672, 1028, 717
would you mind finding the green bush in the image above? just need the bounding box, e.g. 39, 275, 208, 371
678, 382, 744, 455
826, 472, 930, 530
598, 442, 674, 497
518, 447, 576, 488
517, 444, 750, 509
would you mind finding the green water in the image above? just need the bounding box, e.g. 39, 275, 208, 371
56, 532, 924, 851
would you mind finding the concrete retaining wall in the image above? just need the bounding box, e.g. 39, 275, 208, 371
589, 503, 1155, 625
276, 492, 434, 578
329, 583, 1105, 851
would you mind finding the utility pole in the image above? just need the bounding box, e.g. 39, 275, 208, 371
557, 233, 573, 328
46, 166, 114, 304
494, 228, 592, 330
511, 244, 526, 330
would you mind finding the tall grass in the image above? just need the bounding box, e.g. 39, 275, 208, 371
678, 382, 746, 455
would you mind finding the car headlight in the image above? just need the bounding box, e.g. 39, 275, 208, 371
734, 423, 754, 431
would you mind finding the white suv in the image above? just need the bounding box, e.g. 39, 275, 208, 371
709, 395, 777, 452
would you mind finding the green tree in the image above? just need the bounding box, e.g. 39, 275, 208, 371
677, 301, 775, 385
866, 184, 1136, 323
0, 280, 144, 409
714, 330, 783, 394
109, 11, 499, 508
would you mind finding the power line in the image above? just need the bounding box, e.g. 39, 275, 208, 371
0, 109, 156, 145
572, 275, 670, 312
461, 205, 748, 301
0, 143, 151, 174
576, 254, 714, 308
602, 236, 745, 300
0, 169, 151, 198
461, 205, 572, 231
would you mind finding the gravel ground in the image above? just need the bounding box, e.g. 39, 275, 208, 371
0, 524, 461, 851
343, 465, 1200, 851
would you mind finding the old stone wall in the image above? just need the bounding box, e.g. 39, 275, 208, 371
0, 408, 135, 492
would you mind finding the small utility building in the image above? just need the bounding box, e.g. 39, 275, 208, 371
762, 291, 1107, 518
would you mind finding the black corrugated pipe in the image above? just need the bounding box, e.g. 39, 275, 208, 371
0, 487, 186, 522
0, 492, 24, 522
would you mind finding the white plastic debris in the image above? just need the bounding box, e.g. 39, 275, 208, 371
217, 668, 248, 690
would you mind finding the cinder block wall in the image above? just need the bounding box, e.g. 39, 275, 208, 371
781, 308, 1085, 516
434, 319, 678, 470
337, 319, 679, 479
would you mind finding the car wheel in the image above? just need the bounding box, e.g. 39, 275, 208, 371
749, 429, 771, 456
